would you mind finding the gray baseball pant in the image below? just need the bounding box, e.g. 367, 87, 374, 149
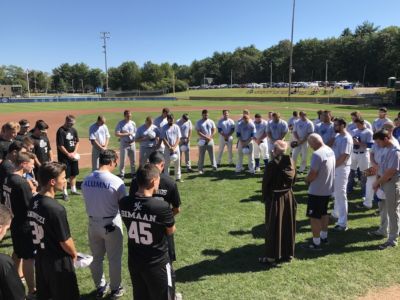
119, 143, 136, 175
382, 177, 400, 243
88, 215, 123, 291
198, 140, 217, 171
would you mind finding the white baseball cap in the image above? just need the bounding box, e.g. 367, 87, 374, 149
198, 139, 206, 147
170, 153, 179, 162
72, 153, 81, 161
180, 144, 188, 152
147, 131, 156, 139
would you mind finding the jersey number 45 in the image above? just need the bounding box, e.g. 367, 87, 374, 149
128, 221, 153, 245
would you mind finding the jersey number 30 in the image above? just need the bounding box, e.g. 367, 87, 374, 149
128, 221, 153, 245
30, 221, 45, 249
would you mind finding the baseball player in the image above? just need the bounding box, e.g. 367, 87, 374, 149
304, 133, 335, 250
266, 112, 288, 158
196, 109, 217, 174
347, 111, 372, 132
89, 115, 110, 171
31, 120, 53, 168
154, 108, 170, 153
129, 151, 181, 265
135, 116, 160, 166
292, 111, 315, 173
347, 118, 373, 204
81, 150, 126, 299
0, 122, 19, 162
332, 118, 353, 231
372, 107, 391, 132
115, 110, 137, 178
253, 113, 269, 171
287, 111, 299, 133
315, 110, 335, 147
0, 141, 26, 205
15, 119, 30, 142
313, 110, 323, 127
27, 162, 80, 300
236, 114, 256, 174
176, 113, 193, 172
161, 114, 182, 181
56, 115, 80, 201
120, 164, 176, 300
372, 130, 400, 249
0, 204, 26, 300
393, 117, 400, 143
216, 110, 235, 166
3, 152, 36, 297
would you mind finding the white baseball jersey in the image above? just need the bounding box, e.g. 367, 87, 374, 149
333, 132, 353, 166
217, 118, 235, 135
176, 119, 192, 139
196, 118, 216, 140
293, 119, 314, 140
267, 119, 289, 141
115, 120, 136, 145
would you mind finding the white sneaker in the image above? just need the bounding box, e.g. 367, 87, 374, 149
198, 170, 204, 174
255, 167, 261, 172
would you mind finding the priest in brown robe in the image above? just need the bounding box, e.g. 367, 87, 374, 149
261, 140, 296, 266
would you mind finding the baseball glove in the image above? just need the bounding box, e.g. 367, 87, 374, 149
290, 141, 298, 148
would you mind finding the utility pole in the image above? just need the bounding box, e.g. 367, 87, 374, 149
172, 71, 176, 96
270, 63, 273, 88
26, 69, 30, 97
362, 65, 367, 86
100, 32, 110, 91
71, 79, 74, 93
325, 60, 329, 88
81, 79, 84, 93
288, 0, 296, 98
230, 69, 233, 87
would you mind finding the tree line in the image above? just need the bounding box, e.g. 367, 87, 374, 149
1, 21, 399, 94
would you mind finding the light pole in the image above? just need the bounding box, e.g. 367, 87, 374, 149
325, 60, 329, 88
288, 0, 296, 98
80, 79, 84, 93
26, 69, 30, 97
362, 65, 367, 86
101, 32, 110, 91
270, 62, 273, 88
71, 79, 74, 93
230, 69, 233, 87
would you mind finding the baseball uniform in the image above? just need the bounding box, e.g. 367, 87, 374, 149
216, 118, 235, 165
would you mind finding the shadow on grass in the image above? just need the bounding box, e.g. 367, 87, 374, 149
176, 244, 267, 283
186, 169, 263, 181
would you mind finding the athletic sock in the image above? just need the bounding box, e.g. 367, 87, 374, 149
263, 159, 269, 167
313, 237, 321, 245
320, 231, 328, 239
255, 159, 260, 168
71, 186, 77, 193
63, 187, 68, 195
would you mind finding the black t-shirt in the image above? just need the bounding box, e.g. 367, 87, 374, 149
14, 133, 28, 142
27, 194, 71, 259
2, 174, 32, 234
0, 254, 26, 300
56, 126, 79, 161
119, 195, 174, 267
0, 160, 15, 204
31, 134, 51, 164
129, 173, 181, 209
0, 138, 12, 160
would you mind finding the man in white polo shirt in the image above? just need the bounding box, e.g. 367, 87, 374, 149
161, 114, 182, 182
81, 150, 126, 299
304, 133, 335, 250
216, 110, 235, 166
292, 111, 314, 173
332, 118, 353, 231
176, 114, 193, 172
196, 109, 217, 174
89, 115, 110, 171
115, 110, 137, 178
236, 114, 256, 174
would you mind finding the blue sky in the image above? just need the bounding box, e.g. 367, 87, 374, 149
1, 0, 399, 72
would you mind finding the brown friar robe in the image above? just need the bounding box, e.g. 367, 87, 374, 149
262, 154, 297, 260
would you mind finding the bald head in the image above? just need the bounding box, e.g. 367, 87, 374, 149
308, 133, 324, 150
273, 140, 288, 156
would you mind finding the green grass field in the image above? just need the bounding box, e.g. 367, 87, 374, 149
1, 99, 400, 299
